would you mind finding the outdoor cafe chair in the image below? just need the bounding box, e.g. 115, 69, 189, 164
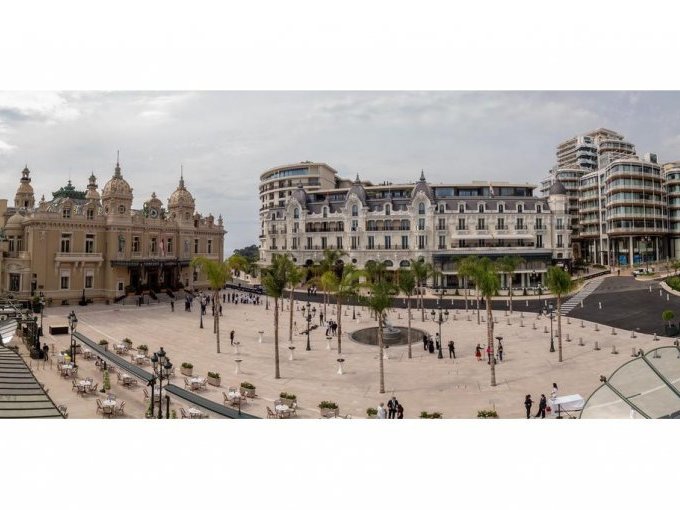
71, 380, 78, 392
116, 401, 126, 416
266, 406, 278, 419
88, 383, 98, 393
184, 378, 191, 390
143, 388, 150, 401
289, 402, 297, 417
180, 408, 189, 419
96, 399, 104, 414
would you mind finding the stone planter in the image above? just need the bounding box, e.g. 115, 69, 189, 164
280, 397, 296, 407
240, 385, 256, 398
207, 376, 221, 387
319, 407, 339, 418
180, 366, 193, 377
99, 343, 109, 352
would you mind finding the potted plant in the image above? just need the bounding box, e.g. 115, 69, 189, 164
98, 339, 109, 351
180, 362, 193, 377
171, 409, 177, 419
240, 381, 256, 397
419, 411, 443, 419
279, 391, 297, 407
207, 371, 221, 387
137, 344, 149, 354
122, 338, 133, 348
102, 370, 111, 392
366, 407, 378, 418
318, 400, 339, 417
477, 409, 499, 419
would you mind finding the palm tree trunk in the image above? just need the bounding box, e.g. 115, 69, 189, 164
378, 316, 385, 394
420, 282, 425, 322
214, 290, 220, 354
274, 298, 280, 379
464, 279, 469, 312
488, 302, 496, 387
476, 285, 481, 325
288, 287, 295, 344
407, 296, 412, 359
337, 296, 343, 355
508, 273, 513, 314
557, 295, 563, 363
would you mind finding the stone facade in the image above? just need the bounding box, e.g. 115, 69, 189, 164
0, 161, 225, 302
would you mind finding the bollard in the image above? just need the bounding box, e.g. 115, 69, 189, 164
580, 301, 583, 308
506, 318, 511, 325
544, 326, 548, 334
258, 331, 264, 344
494, 317, 498, 324
595, 324, 599, 332
520, 312, 524, 318
289, 346, 295, 361
520, 319, 524, 327
567, 317, 571, 325
654, 332, 658, 341
532, 322, 537, 330
611, 345, 618, 354
594, 341, 600, 350
581, 320, 585, 328
453, 314, 457, 321
566, 333, 571, 342
466, 315, 471, 321
598, 302, 602, 310
631, 330, 636, 339
579, 337, 585, 346
504, 310, 508, 317
631, 347, 637, 357
653, 349, 661, 359
481, 316, 485, 323
611, 328, 616, 335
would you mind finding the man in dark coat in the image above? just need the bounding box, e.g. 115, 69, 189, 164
387, 396, 399, 419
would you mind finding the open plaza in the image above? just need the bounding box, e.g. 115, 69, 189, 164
6, 270, 677, 420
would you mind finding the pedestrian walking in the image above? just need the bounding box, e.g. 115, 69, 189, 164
486, 345, 493, 364
170, 300, 175, 312
428, 339, 435, 354
387, 396, 399, 419
423, 334, 428, 351
497, 344, 503, 362
377, 402, 387, 419
524, 394, 533, 419
396, 403, 404, 419
448, 340, 455, 359
230, 330, 235, 346
475, 343, 482, 361
435, 332, 440, 351
551, 382, 558, 400
535, 394, 547, 419
42, 343, 49, 361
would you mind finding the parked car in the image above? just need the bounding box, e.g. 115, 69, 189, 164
632, 268, 652, 276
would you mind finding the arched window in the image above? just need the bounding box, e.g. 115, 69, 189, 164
322, 207, 328, 218
458, 204, 465, 213
385, 204, 391, 215
418, 203, 425, 215
536, 204, 542, 213
517, 204, 523, 213
351, 204, 358, 217
294, 208, 300, 219
271, 213, 276, 220
478, 203, 484, 213
498, 204, 504, 213
401, 219, 410, 230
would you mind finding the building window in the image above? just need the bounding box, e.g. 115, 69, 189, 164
85, 270, 94, 289
498, 204, 504, 213
384, 236, 391, 249
458, 218, 466, 230
497, 218, 505, 230
556, 218, 564, 230
401, 220, 409, 230
60, 234, 72, 253
438, 203, 445, 213
516, 218, 524, 230
517, 204, 523, 213
536, 234, 543, 248
336, 237, 343, 249
306, 237, 312, 250
351, 236, 358, 249
167, 238, 173, 254
418, 218, 425, 230
151, 237, 157, 254
351, 204, 358, 217
16, 236, 23, 251
385, 204, 391, 215
351, 220, 358, 232
401, 236, 409, 249
536, 204, 542, 213
418, 203, 425, 215
323, 207, 328, 218
87, 209, 94, 220
438, 235, 446, 250
557, 234, 563, 248
62, 208, 71, 219
194, 238, 199, 254
207, 239, 212, 254
438, 218, 446, 230
7, 236, 15, 252
132, 236, 140, 253
367, 236, 375, 249
459, 204, 465, 213
535, 218, 543, 229
478, 203, 484, 213
418, 235, 425, 249
85, 234, 95, 253
60, 271, 70, 290
294, 208, 300, 219
9, 273, 20, 292
321, 237, 327, 249
477, 218, 485, 230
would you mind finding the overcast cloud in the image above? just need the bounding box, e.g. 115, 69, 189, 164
2, 91, 680, 254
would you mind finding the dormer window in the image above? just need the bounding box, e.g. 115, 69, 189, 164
87, 209, 94, 220
322, 207, 328, 218
498, 204, 504, 213
418, 203, 425, 215
478, 204, 484, 213
536, 204, 542, 213
437, 203, 445, 213
294, 208, 300, 219
351, 204, 358, 217
517, 204, 523, 213
62, 208, 71, 219
385, 204, 391, 215
459, 204, 465, 213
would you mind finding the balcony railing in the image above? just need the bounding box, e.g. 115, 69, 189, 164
55, 252, 104, 262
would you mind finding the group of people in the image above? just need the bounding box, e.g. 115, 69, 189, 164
324, 320, 338, 336
306, 285, 319, 296
224, 291, 261, 305
474, 340, 503, 364
376, 396, 404, 419
524, 383, 558, 419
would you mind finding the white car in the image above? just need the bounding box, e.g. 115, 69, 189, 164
632, 268, 651, 276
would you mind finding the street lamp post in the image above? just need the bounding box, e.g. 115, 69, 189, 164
39, 295, 45, 338
151, 347, 173, 419
543, 304, 555, 352
430, 303, 450, 359
302, 300, 316, 351
642, 236, 652, 272
68, 310, 78, 367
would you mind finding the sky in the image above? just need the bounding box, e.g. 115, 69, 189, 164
3, 90, 680, 254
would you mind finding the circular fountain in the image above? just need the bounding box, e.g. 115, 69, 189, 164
350, 318, 428, 347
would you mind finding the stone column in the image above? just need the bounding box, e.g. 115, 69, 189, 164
629, 236, 634, 268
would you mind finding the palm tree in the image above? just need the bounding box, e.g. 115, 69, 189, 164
361, 280, 394, 394
496, 255, 524, 314
321, 264, 360, 354
397, 267, 417, 359
411, 258, 434, 322
545, 266, 576, 363
190, 256, 238, 354
287, 264, 305, 345
315, 248, 347, 318
261, 253, 294, 379
364, 260, 388, 284
476, 258, 501, 386
458, 255, 482, 323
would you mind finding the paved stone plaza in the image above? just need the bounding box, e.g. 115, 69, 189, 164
14, 278, 673, 419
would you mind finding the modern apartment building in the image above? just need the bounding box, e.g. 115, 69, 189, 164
259, 163, 571, 289
0, 162, 225, 301
541, 128, 669, 266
